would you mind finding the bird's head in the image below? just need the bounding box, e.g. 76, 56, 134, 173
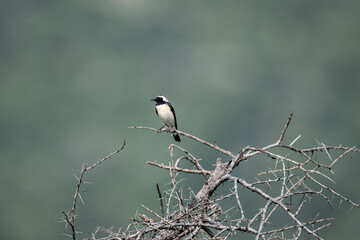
151, 96, 169, 103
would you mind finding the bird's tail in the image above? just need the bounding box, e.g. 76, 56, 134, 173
173, 132, 181, 142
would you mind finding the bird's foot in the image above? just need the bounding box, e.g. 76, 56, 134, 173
156, 126, 165, 133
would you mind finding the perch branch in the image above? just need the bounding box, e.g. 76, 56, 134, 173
129, 126, 234, 158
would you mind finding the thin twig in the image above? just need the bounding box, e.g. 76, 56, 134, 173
156, 183, 165, 218
276, 111, 293, 144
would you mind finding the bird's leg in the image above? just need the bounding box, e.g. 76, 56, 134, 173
156, 125, 165, 133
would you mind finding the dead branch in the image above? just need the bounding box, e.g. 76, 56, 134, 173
65, 113, 359, 240
61, 139, 126, 240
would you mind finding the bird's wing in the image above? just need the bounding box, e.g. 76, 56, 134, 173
169, 103, 178, 129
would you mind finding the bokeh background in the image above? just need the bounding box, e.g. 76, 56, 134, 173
1, 0, 359, 239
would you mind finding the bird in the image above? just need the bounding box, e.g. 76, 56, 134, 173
151, 96, 181, 142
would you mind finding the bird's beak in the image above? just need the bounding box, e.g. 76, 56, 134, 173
150, 98, 156, 101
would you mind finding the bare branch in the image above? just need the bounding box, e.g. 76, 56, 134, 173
129, 126, 234, 158
276, 111, 293, 145
156, 183, 165, 218
62, 139, 127, 240
148, 161, 212, 175
66, 116, 360, 240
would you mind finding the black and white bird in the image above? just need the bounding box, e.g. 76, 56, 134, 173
151, 96, 181, 142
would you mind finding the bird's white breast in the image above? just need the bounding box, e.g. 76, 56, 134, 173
156, 104, 174, 127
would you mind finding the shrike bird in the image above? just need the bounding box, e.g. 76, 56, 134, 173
151, 96, 181, 142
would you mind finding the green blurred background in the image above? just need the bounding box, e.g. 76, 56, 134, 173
1, 0, 359, 239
